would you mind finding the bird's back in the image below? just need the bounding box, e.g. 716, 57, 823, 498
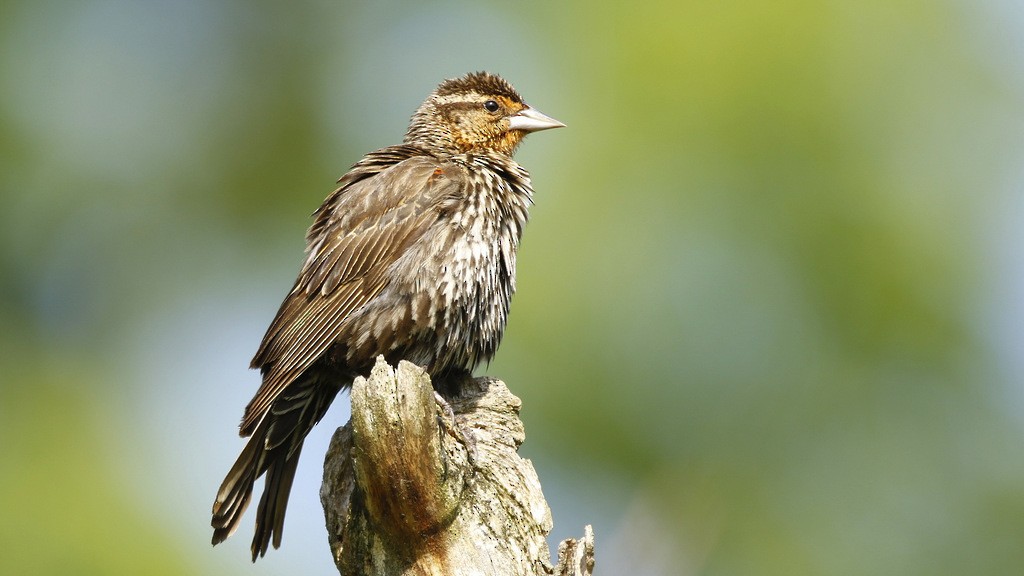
243, 147, 533, 435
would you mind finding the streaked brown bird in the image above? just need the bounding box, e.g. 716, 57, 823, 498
211, 71, 564, 560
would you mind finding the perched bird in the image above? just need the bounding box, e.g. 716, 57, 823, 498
211, 71, 564, 560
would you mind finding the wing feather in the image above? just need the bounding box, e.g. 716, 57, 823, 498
240, 150, 465, 435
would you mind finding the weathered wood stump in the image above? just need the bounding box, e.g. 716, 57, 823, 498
321, 357, 594, 576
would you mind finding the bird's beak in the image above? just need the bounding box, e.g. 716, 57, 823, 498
508, 107, 566, 132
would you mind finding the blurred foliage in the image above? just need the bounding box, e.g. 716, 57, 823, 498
0, 348, 200, 575
2, 0, 1023, 575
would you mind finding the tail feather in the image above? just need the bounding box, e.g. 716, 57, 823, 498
211, 368, 344, 559
252, 442, 304, 559
211, 422, 266, 545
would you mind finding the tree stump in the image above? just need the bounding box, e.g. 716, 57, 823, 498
321, 357, 594, 576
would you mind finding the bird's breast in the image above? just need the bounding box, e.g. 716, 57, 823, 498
421, 167, 530, 370
359, 160, 533, 374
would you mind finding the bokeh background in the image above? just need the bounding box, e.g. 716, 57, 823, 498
2, 1, 1023, 574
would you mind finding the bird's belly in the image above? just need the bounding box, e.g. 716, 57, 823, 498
340, 220, 517, 376
423, 229, 512, 371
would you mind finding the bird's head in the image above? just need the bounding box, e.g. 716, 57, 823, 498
405, 71, 564, 157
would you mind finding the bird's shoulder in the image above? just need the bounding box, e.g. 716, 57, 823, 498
292, 146, 469, 301
306, 146, 466, 245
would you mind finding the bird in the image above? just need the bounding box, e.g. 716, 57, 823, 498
211, 71, 564, 561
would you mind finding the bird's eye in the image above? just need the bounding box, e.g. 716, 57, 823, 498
484, 100, 500, 112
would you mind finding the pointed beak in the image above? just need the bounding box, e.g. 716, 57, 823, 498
508, 107, 566, 132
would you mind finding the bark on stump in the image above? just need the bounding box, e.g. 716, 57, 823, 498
321, 357, 594, 576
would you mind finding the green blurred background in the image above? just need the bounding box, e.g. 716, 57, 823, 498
2, 0, 1023, 574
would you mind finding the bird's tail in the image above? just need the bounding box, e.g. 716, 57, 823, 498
210, 418, 271, 548
211, 369, 343, 561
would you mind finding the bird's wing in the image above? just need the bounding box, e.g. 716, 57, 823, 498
239, 152, 465, 435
